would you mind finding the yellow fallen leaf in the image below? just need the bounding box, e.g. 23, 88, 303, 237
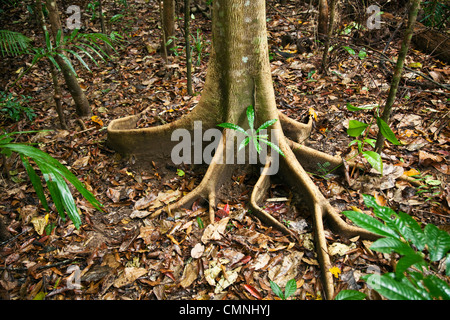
91, 115, 104, 126
404, 168, 420, 177
408, 62, 422, 68
309, 107, 317, 121
329, 266, 341, 278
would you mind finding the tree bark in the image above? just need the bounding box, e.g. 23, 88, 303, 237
45, 0, 92, 117
184, 0, 193, 96
161, 0, 175, 59
375, 0, 421, 153
319, 0, 336, 74
318, 0, 328, 41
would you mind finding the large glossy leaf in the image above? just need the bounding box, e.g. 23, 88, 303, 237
424, 224, 450, 262
343, 210, 399, 238
395, 253, 425, 279
334, 290, 366, 300
423, 275, 450, 300
397, 212, 426, 251
366, 274, 427, 300
370, 237, 416, 256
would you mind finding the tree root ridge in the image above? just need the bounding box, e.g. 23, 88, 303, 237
107, 111, 380, 300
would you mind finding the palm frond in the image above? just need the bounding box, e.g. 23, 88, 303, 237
0, 30, 32, 57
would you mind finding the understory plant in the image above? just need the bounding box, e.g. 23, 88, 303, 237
217, 105, 285, 157
270, 279, 297, 300
0, 91, 35, 122
346, 102, 401, 174
335, 194, 450, 300
0, 131, 103, 230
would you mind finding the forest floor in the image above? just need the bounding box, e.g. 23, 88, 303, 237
0, 0, 449, 300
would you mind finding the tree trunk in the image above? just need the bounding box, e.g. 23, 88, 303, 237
320, 0, 336, 74
375, 0, 421, 153
107, 0, 379, 299
161, 0, 175, 59
45, 0, 92, 117
36, 0, 67, 129
184, 0, 193, 96
317, 0, 328, 41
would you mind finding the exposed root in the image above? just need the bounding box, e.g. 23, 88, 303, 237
249, 158, 296, 237
165, 133, 232, 223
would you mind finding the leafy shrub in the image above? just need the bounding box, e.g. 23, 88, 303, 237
335, 195, 450, 300
0, 131, 103, 230
0, 91, 35, 122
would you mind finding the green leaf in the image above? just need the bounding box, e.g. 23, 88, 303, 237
238, 136, 251, 151
269, 280, 284, 300
347, 120, 369, 137
65, 49, 91, 72
423, 275, 450, 300
217, 123, 248, 136
376, 117, 401, 145
334, 290, 367, 300
343, 210, 399, 238
259, 139, 285, 157
395, 254, 425, 279
284, 279, 297, 299
253, 137, 261, 154
57, 52, 78, 77
362, 150, 383, 174
55, 29, 62, 47
370, 237, 415, 256
397, 212, 425, 251
246, 105, 255, 131
366, 273, 426, 300
256, 119, 277, 133
424, 224, 450, 262
20, 155, 49, 211
176, 168, 185, 177
44, 30, 52, 51
343, 46, 355, 55
1, 143, 102, 212
42, 172, 66, 220
47, 54, 61, 72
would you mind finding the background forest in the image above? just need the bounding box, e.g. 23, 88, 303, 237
0, 0, 449, 301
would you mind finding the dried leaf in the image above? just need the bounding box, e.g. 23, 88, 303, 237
201, 217, 229, 243
191, 243, 205, 259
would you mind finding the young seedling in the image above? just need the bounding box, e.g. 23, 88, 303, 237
270, 279, 297, 300
217, 105, 285, 157
346, 102, 401, 175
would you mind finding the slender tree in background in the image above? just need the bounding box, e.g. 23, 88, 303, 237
36, 0, 67, 129
45, 0, 92, 117
184, 0, 193, 96
375, 0, 422, 153
161, 0, 175, 60
317, 0, 328, 41
320, 0, 336, 74
108, 0, 379, 299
